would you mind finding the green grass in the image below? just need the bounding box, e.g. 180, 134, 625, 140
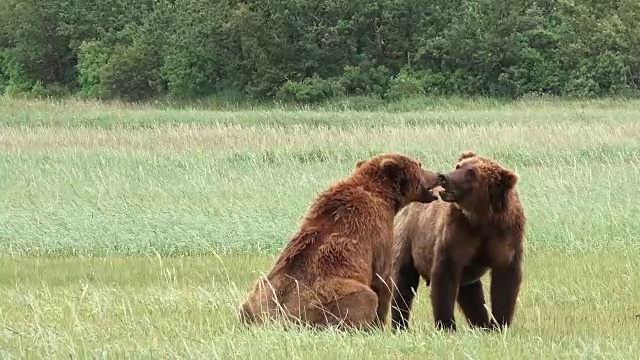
0, 97, 639, 358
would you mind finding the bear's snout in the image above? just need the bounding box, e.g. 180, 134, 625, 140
437, 173, 449, 186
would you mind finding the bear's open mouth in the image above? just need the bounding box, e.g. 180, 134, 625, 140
425, 189, 439, 202
418, 188, 439, 203
438, 189, 458, 202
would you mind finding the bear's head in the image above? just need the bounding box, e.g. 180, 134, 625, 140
436, 151, 518, 213
355, 153, 440, 208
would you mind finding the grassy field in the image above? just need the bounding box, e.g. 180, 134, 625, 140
0, 96, 639, 358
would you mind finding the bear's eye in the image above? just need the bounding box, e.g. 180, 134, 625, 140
465, 168, 476, 181
455, 164, 461, 170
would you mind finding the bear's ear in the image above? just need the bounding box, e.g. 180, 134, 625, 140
502, 169, 519, 189
458, 150, 477, 162
380, 157, 409, 196
380, 158, 400, 173
379, 158, 402, 179
489, 169, 518, 212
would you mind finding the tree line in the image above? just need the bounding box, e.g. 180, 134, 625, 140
1, 0, 639, 103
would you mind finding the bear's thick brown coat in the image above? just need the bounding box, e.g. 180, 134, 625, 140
238, 153, 440, 330
390, 151, 526, 331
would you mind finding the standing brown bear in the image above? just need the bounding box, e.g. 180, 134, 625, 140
390, 151, 526, 332
238, 153, 440, 331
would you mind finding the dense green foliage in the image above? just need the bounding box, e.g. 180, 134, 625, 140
1, 0, 639, 102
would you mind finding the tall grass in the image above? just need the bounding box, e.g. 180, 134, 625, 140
0, 97, 638, 358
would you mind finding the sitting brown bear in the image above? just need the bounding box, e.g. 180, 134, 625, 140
238, 153, 440, 330
390, 151, 526, 332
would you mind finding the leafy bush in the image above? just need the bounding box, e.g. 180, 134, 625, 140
76, 40, 111, 98
339, 63, 391, 98
100, 43, 165, 101
386, 70, 425, 99
276, 75, 345, 104
565, 53, 631, 96
1, 0, 639, 100
0, 48, 33, 95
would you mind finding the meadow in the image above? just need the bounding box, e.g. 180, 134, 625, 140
0, 96, 639, 358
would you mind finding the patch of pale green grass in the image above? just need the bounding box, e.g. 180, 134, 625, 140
4, 96, 640, 128
0, 97, 639, 358
0, 251, 638, 358
1, 99, 639, 255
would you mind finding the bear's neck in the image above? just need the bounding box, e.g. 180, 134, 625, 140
359, 179, 400, 213
306, 178, 398, 222
453, 202, 510, 229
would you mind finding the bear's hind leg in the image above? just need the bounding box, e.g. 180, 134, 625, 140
390, 264, 421, 331
237, 277, 285, 326
457, 280, 492, 329
371, 274, 392, 328
306, 279, 379, 331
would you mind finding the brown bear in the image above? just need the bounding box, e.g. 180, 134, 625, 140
237, 153, 440, 331
390, 151, 526, 332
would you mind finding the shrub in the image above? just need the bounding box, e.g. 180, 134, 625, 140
76, 40, 111, 98
276, 75, 345, 104
339, 63, 391, 98
0, 48, 33, 96
99, 44, 164, 101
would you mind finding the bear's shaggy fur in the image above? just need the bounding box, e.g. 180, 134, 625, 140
390, 151, 526, 332
238, 153, 440, 330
